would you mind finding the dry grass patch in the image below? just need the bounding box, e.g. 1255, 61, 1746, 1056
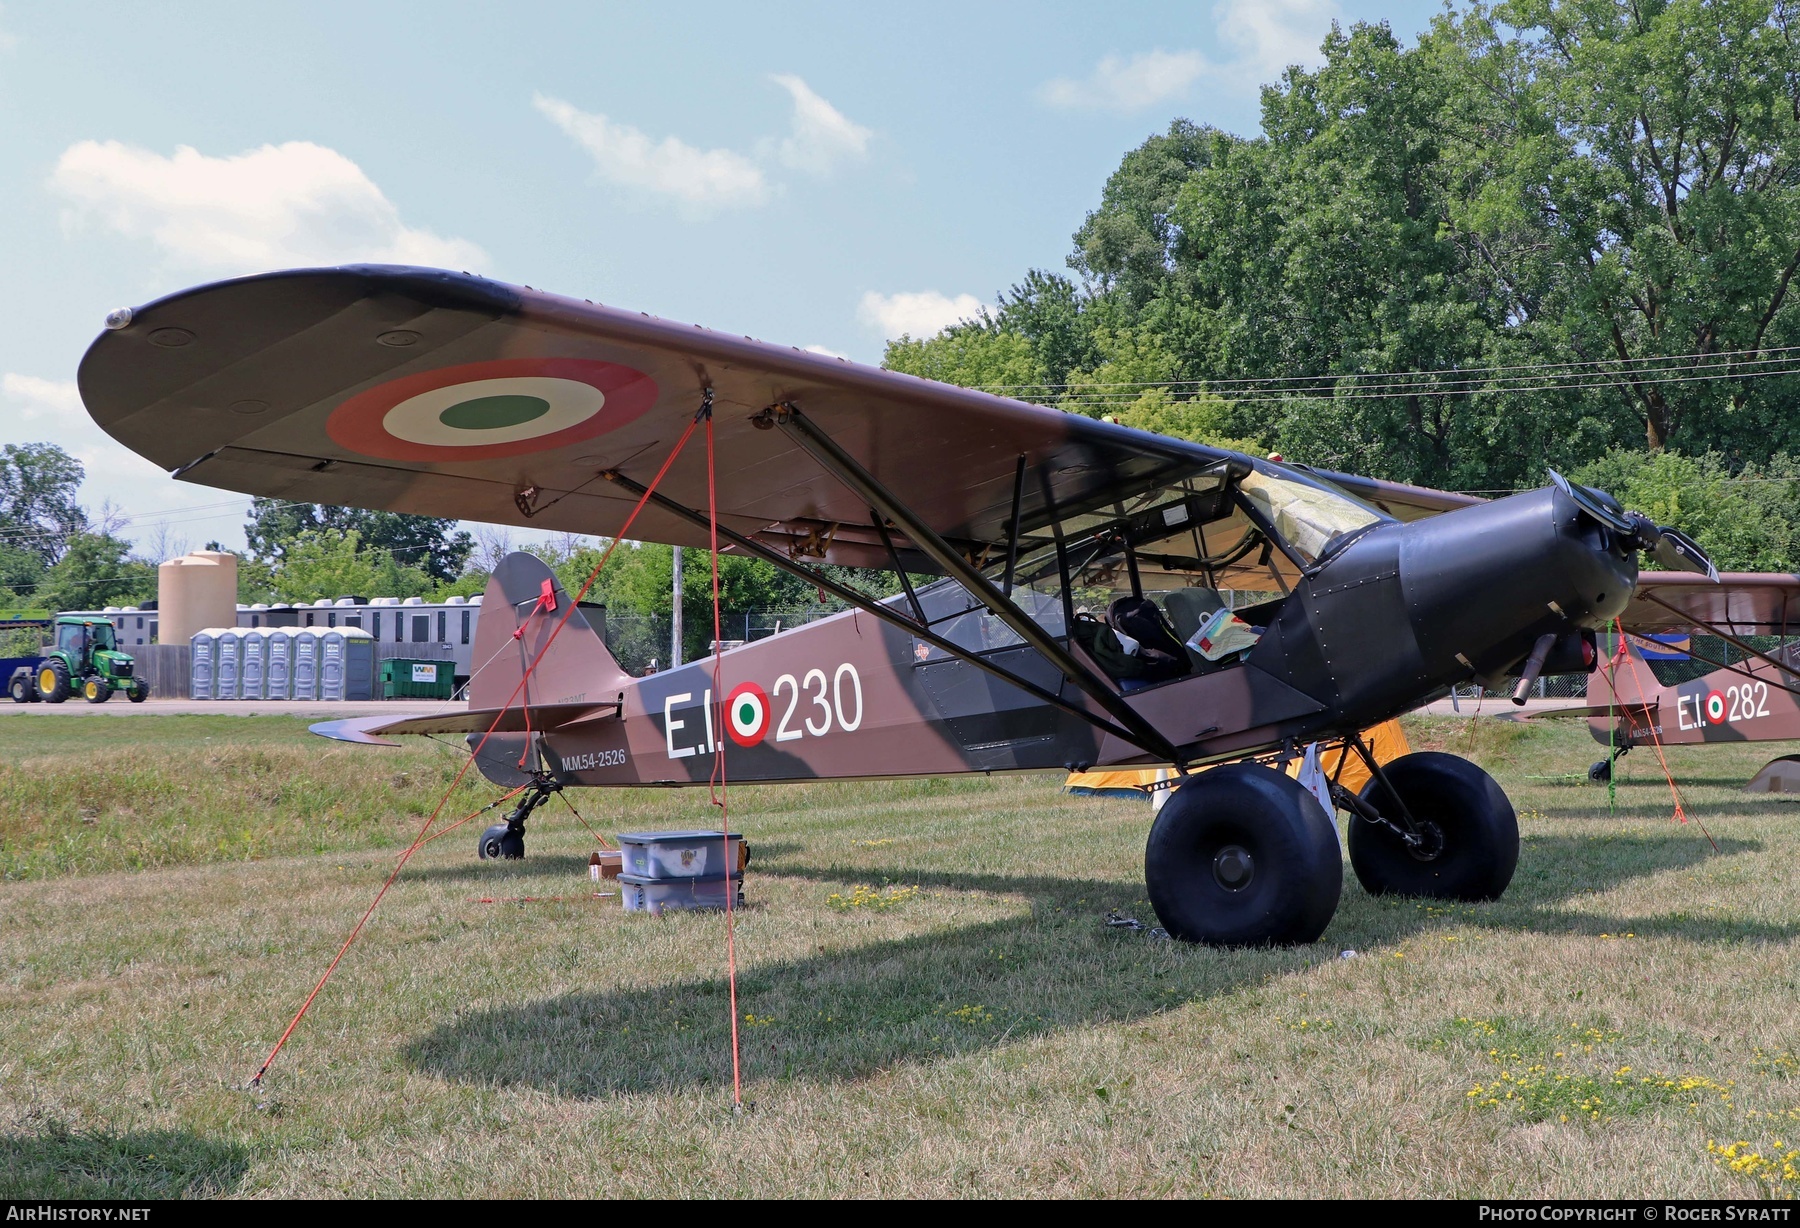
5, 714, 1800, 1195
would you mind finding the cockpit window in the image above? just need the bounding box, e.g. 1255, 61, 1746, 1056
1238, 466, 1388, 566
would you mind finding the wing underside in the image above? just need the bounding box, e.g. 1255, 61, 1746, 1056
79, 265, 1479, 589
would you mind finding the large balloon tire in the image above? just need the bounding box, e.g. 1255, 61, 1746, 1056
1349, 751, 1518, 901
1144, 762, 1342, 947
36, 660, 70, 704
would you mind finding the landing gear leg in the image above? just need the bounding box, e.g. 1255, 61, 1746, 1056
475, 771, 562, 861
1589, 744, 1628, 784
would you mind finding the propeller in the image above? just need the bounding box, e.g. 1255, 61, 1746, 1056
1548, 469, 1720, 582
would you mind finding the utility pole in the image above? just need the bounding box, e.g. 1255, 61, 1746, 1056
670, 545, 683, 669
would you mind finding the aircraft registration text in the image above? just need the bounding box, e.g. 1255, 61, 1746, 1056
561, 748, 629, 772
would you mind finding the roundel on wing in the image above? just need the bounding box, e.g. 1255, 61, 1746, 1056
726, 681, 770, 747
327, 357, 659, 461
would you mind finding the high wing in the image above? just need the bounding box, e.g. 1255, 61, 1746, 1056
1621, 572, 1800, 636
78, 264, 1468, 584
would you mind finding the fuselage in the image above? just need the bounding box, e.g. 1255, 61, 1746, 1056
474, 481, 1637, 790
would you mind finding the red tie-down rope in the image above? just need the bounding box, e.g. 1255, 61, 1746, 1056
251, 411, 705, 1087
1610, 617, 1718, 851
702, 407, 745, 1107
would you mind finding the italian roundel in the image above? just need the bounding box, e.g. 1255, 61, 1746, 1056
326, 357, 659, 462
1705, 689, 1727, 724
726, 681, 770, 747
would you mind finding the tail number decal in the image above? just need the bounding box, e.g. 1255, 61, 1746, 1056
1680, 681, 1771, 730
773, 664, 863, 742
667, 665, 864, 758
1728, 681, 1771, 722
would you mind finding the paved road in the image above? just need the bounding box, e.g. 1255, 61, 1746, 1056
0, 698, 466, 718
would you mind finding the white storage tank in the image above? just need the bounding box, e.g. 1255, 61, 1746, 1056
264, 629, 294, 700
291, 629, 320, 700
214, 628, 244, 700
159, 550, 238, 646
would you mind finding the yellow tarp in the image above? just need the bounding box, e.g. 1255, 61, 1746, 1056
1062, 719, 1412, 798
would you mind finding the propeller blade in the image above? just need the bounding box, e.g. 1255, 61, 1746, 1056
1649, 527, 1719, 582
1548, 469, 1719, 582
1548, 469, 1635, 535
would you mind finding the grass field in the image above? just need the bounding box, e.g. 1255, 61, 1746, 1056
5, 713, 1800, 1197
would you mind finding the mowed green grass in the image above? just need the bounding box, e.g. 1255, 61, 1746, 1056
5, 713, 1800, 1197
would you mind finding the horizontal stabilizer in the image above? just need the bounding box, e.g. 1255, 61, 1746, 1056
310, 702, 620, 746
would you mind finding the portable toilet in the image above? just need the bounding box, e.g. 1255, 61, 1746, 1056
189, 628, 220, 700
318, 627, 377, 701
264, 629, 294, 700
214, 628, 244, 700
239, 629, 269, 700
291, 628, 320, 700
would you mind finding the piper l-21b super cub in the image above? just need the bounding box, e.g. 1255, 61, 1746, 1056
79, 265, 1747, 947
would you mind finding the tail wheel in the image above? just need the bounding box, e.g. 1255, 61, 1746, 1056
477, 823, 508, 860
83, 678, 112, 704
1144, 762, 1342, 946
1587, 759, 1611, 784
1349, 751, 1518, 901
36, 661, 70, 703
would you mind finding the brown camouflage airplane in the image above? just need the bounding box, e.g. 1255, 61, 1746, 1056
1529, 573, 1800, 789
76, 265, 1768, 947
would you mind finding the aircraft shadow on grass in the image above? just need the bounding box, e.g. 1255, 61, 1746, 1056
405, 830, 1776, 1098
0, 1126, 250, 1198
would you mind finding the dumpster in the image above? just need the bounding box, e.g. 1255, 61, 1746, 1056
381, 657, 456, 700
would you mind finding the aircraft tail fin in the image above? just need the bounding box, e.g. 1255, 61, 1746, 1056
467, 552, 633, 712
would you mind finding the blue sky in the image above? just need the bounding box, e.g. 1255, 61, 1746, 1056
0, 0, 1444, 555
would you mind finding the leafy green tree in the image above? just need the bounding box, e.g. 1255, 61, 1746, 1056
1448, 0, 1800, 455
266, 529, 436, 604
1572, 448, 1800, 571
34, 533, 155, 612
245, 500, 473, 583
0, 443, 87, 566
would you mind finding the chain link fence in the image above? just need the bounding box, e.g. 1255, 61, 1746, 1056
600, 607, 844, 675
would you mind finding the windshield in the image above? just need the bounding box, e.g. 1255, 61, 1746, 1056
90, 623, 115, 651
1238, 466, 1388, 565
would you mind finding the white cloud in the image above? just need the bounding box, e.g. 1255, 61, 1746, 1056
770, 75, 872, 174
1040, 50, 1210, 112
50, 140, 486, 275
534, 94, 769, 211
537, 76, 870, 209
857, 290, 984, 340
1038, 0, 1339, 112
0, 373, 253, 553
2, 374, 82, 423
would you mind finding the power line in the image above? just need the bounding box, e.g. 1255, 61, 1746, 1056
973, 341, 1800, 395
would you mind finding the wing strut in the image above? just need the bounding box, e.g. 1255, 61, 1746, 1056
771, 405, 1186, 766
601, 471, 1144, 749
1638, 592, 1800, 688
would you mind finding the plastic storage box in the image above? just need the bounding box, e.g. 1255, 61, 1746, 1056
618, 872, 744, 915
617, 830, 744, 880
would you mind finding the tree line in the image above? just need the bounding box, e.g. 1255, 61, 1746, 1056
886, 0, 1800, 571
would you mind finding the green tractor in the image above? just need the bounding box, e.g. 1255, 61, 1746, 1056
7, 616, 150, 704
